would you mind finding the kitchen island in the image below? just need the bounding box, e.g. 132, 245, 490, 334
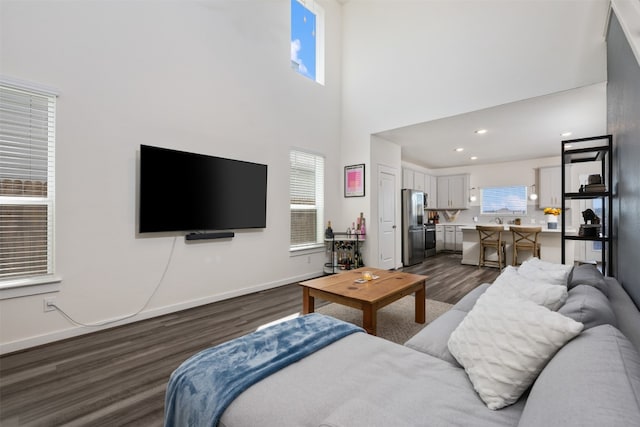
460, 224, 575, 266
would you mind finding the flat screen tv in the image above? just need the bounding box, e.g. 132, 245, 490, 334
139, 145, 267, 233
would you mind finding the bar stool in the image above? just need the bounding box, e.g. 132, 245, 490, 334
511, 226, 542, 266
476, 225, 507, 270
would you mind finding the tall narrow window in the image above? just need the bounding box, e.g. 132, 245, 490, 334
291, 0, 325, 84
0, 83, 56, 282
290, 150, 324, 250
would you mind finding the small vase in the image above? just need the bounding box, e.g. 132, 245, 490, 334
546, 214, 558, 229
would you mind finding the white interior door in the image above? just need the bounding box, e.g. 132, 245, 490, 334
378, 166, 397, 270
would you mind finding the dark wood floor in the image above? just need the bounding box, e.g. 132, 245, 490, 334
0, 253, 499, 426
401, 252, 500, 304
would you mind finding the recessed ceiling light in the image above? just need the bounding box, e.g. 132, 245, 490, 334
475, 129, 487, 135
470, 156, 478, 160
455, 148, 464, 152
561, 132, 572, 137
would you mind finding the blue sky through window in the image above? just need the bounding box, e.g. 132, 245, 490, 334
291, 0, 316, 81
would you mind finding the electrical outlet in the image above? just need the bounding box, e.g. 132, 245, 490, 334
43, 297, 56, 312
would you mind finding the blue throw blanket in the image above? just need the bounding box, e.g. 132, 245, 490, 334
164, 313, 363, 427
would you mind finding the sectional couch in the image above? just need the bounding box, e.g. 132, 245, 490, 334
169, 259, 640, 427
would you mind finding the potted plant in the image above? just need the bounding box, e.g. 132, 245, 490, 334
543, 207, 561, 229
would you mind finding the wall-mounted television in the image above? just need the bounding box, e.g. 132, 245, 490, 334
139, 145, 267, 233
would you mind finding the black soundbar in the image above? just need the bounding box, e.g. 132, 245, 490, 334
185, 232, 235, 241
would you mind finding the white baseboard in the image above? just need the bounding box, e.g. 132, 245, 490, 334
0, 270, 323, 355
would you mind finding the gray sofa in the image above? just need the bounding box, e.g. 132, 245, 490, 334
217, 264, 640, 426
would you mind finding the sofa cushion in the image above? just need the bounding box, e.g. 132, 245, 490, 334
516, 258, 572, 287
318, 397, 412, 427
517, 324, 640, 427
448, 292, 583, 410
567, 263, 608, 296
489, 266, 568, 310
558, 284, 617, 330
404, 309, 466, 367
607, 277, 640, 352
451, 283, 490, 312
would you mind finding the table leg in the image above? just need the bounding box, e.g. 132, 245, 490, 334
362, 305, 377, 336
302, 287, 315, 314
415, 283, 426, 324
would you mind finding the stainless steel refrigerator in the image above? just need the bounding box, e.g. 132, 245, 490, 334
402, 189, 425, 266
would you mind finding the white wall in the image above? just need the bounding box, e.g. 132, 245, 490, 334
342, 0, 607, 134
0, 0, 343, 353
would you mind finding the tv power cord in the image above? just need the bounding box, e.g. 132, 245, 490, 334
46, 236, 177, 327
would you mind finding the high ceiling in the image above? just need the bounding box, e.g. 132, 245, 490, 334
375, 82, 607, 170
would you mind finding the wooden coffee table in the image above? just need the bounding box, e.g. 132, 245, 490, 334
299, 267, 428, 335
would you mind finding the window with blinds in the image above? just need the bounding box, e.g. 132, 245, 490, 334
0, 83, 56, 282
289, 150, 324, 250
480, 185, 527, 216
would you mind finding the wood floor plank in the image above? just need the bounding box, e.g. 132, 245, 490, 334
0, 253, 499, 426
401, 252, 500, 303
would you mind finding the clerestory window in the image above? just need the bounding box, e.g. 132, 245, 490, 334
291, 0, 325, 84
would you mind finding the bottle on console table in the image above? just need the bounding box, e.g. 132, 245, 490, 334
325, 221, 334, 238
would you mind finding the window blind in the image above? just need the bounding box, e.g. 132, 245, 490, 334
0, 84, 56, 281
289, 150, 324, 249
480, 185, 527, 215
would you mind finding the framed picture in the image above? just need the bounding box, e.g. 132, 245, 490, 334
344, 164, 365, 197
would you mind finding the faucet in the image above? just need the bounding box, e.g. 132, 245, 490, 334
494, 217, 503, 225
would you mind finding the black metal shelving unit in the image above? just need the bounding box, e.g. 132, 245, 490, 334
561, 135, 612, 275
323, 232, 365, 274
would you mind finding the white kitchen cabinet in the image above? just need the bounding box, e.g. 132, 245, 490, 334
402, 168, 415, 189
428, 175, 437, 208
403, 167, 426, 191
436, 178, 449, 209
423, 174, 436, 205
414, 171, 425, 192
538, 166, 562, 207
436, 174, 469, 209
435, 225, 444, 252
444, 225, 456, 251
443, 225, 464, 252
455, 225, 464, 251
424, 175, 431, 201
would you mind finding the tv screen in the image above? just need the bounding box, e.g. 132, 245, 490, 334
139, 145, 267, 233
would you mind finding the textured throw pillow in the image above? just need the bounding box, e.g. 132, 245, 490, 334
489, 266, 568, 311
517, 258, 572, 287
567, 263, 608, 296
522, 257, 574, 273
447, 292, 584, 410
558, 284, 617, 330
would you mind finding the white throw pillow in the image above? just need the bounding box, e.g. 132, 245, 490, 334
489, 266, 568, 311
517, 258, 572, 287
522, 257, 573, 272
448, 292, 583, 410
